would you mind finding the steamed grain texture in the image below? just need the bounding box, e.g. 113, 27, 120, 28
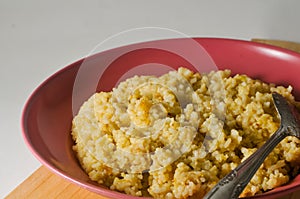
72, 68, 300, 199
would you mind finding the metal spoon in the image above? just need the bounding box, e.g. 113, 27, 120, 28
203, 92, 300, 199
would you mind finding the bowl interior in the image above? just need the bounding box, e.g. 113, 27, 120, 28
22, 38, 300, 199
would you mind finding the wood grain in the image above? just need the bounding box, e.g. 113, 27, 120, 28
5, 166, 109, 199
6, 39, 300, 199
251, 38, 300, 53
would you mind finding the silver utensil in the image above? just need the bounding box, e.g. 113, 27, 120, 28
203, 92, 300, 199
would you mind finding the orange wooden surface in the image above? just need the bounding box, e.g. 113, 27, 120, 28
5, 166, 109, 199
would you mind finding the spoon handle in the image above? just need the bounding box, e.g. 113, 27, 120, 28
204, 93, 300, 199
203, 126, 287, 199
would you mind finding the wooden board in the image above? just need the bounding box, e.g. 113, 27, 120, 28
5, 166, 109, 199
251, 38, 300, 53
6, 39, 300, 199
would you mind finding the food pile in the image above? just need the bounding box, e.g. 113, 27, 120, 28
72, 67, 300, 198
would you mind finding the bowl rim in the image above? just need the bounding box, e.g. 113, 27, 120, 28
21, 37, 300, 199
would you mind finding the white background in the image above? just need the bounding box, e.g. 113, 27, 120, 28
1, 0, 300, 198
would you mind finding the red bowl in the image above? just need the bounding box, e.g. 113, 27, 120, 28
22, 38, 300, 199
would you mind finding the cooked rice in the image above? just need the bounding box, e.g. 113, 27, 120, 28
71, 67, 300, 198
